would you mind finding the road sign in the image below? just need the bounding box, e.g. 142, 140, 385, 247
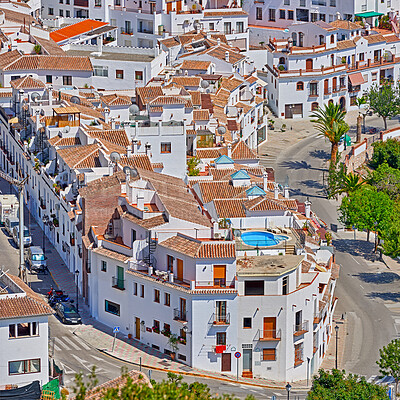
113, 326, 120, 334
234, 352, 241, 358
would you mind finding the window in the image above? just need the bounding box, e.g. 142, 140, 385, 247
180, 328, 187, 344
66, 10, 70, 17
209, 22, 214, 30
268, 8, 276, 21
224, 22, 231, 34
256, 7, 262, 20
101, 260, 107, 272
154, 289, 160, 303
279, 9, 285, 19
284, 0, 290, 4
311, 13, 317, 22
244, 280, 264, 295
164, 292, 170, 306
295, 343, 304, 365
319, 13, 325, 21
59, 0, 63, 3
9, 359, 41, 375
116, 70, 124, 79
372, 72, 378, 81
216, 332, 226, 345
153, 320, 160, 333
161, 142, 171, 153
63, 76, 72, 86
9, 324, 15, 338
311, 102, 319, 111
359, 52, 364, 61
66, 0, 70, 4
236, 21, 244, 33
262, 348, 276, 361
135, 71, 143, 81
282, 276, 289, 295
131, 229, 136, 244
59, 9, 63, 16
105, 300, 120, 316
288, 10, 294, 20
243, 317, 252, 328
330, 0, 335, 5
279, 56, 285, 65
8, 323, 38, 338
48, 7, 54, 15
163, 323, 170, 334
95, 0, 101, 5
93, 65, 108, 77
310, 82, 318, 96
296, 81, 304, 91
133, 282, 138, 296
178, 354, 186, 361
140, 284, 145, 298
167, 255, 174, 272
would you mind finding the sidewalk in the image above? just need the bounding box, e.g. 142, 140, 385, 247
72, 322, 308, 390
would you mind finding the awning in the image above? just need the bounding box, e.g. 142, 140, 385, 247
355, 11, 383, 18
349, 72, 365, 86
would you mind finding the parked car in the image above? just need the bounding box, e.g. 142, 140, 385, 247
54, 302, 82, 324
26, 246, 47, 273
12, 225, 32, 247
5, 216, 18, 236
49, 293, 71, 308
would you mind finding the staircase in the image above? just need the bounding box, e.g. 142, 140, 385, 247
242, 371, 253, 379
144, 234, 157, 266
285, 244, 296, 255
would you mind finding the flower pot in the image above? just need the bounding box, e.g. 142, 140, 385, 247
128, 334, 132, 339
170, 352, 176, 361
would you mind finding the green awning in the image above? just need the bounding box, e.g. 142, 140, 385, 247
355, 11, 383, 18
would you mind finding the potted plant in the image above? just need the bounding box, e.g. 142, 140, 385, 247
268, 119, 275, 130
161, 328, 171, 337
281, 123, 287, 132
152, 326, 160, 334
53, 218, 59, 227
178, 336, 186, 345
167, 334, 179, 360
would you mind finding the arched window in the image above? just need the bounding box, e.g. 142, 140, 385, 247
311, 102, 319, 111
296, 81, 304, 91
330, 34, 335, 44
279, 57, 285, 65
299, 32, 304, 47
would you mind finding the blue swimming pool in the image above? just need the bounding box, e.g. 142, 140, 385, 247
241, 231, 289, 247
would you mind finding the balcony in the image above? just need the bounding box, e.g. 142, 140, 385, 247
138, 27, 153, 34
256, 329, 281, 341
309, 90, 319, 98
313, 312, 322, 324
195, 278, 235, 289
40, 198, 46, 210
324, 88, 331, 95
112, 276, 125, 290
74, 0, 88, 6
212, 313, 230, 325
173, 308, 187, 322
121, 27, 133, 35
295, 347, 304, 366
293, 321, 309, 336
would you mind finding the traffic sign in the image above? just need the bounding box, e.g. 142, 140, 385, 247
234, 352, 241, 358
113, 326, 120, 334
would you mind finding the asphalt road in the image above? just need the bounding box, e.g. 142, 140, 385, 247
260, 118, 400, 379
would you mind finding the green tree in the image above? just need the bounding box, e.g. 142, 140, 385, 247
307, 369, 389, 399
332, 172, 365, 196
371, 138, 400, 169
326, 158, 347, 199
187, 157, 200, 176
34, 44, 41, 54
311, 102, 349, 165
364, 81, 400, 130
377, 339, 400, 396
367, 162, 400, 198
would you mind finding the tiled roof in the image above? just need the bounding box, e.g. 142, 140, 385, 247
0, 275, 53, 320
220, 77, 243, 92
152, 162, 164, 169
101, 93, 132, 107
206, 45, 245, 65
384, 34, 400, 43
365, 34, 386, 44
244, 196, 288, 212
213, 88, 230, 107
302, 260, 312, 273
180, 60, 211, 70
2, 8, 36, 25
193, 109, 210, 121
159, 37, 181, 48
331, 263, 340, 279
313, 20, 337, 31
246, 76, 258, 84
50, 19, 108, 43
329, 19, 362, 30
189, 91, 202, 107
170, 76, 201, 87
0, 50, 22, 70
87, 129, 130, 147
47, 136, 81, 147
3, 55, 92, 71
227, 119, 239, 131
201, 93, 214, 113
159, 234, 201, 257
33, 36, 65, 56
10, 75, 46, 89
213, 198, 246, 218
197, 180, 247, 203
196, 148, 222, 159
92, 246, 130, 262
123, 212, 167, 229
336, 38, 357, 50
120, 154, 154, 171
197, 242, 236, 258
149, 95, 187, 106
57, 143, 101, 169
231, 140, 259, 160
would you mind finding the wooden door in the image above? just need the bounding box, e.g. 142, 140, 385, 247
221, 353, 231, 372
180, 298, 186, 320
166, 1, 172, 13
213, 265, 226, 287
176, 0, 182, 12
306, 59, 313, 71
243, 349, 252, 371
135, 317, 140, 340
177, 258, 183, 281
263, 317, 276, 338
324, 79, 329, 95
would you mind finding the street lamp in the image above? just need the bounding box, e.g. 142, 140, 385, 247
75, 270, 79, 312
42, 216, 48, 258
285, 382, 292, 400
335, 325, 339, 369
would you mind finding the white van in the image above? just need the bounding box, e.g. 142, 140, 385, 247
12, 226, 32, 247
26, 246, 46, 272
5, 216, 19, 236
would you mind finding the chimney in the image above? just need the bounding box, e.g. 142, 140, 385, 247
137, 191, 145, 210
104, 107, 110, 124
108, 161, 114, 176
35, 109, 40, 133
110, 117, 116, 129
48, 86, 53, 106
127, 144, 132, 158
225, 51, 229, 62
284, 185, 289, 199
98, 36, 103, 55
263, 172, 269, 191
217, 38, 221, 46
305, 198, 311, 219
227, 143, 232, 159
125, 168, 131, 183
274, 182, 279, 200
132, 139, 138, 154
145, 142, 151, 155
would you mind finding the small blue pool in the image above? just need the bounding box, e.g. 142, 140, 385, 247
241, 231, 289, 247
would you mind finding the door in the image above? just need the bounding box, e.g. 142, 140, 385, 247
216, 301, 227, 323
221, 353, 231, 372
243, 349, 252, 371
306, 59, 313, 71
180, 298, 186, 320
166, 1, 172, 13
324, 79, 329, 95
339, 96, 346, 111
295, 310, 302, 331
285, 104, 293, 119
177, 258, 183, 281
263, 317, 276, 339
117, 266, 124, 289
176, 0, 182, 12
213, 265, 226, 287
135, 317, 140, 340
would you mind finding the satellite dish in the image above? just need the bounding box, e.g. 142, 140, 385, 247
110, 152, 121, 162
130, 167, 138, 178
201, 80, 209, 89
123, 166, 131, 175
63, 125, 70, 133
31, 92, 40, 102
217, 126, 226, 135
70, 96, 81, 105
129, 104, 139, 116
40, 109, 45, 116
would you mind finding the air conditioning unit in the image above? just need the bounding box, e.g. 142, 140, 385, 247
214, 232, 221, 239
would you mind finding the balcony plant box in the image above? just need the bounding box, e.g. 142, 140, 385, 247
178, 336, 186, 345
161, 329, 171, 338
152, 326, 160, 334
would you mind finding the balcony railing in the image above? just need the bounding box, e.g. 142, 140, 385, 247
174, 308, 187, 322
309, 90, 319, 98
324, 88, 331, 95
121, 27, 133, 34
294, 321, 309, 336
212, 313, 230, 325
256, 329, 281, 341
138, 27, 153, 34
112, 276, 125, 290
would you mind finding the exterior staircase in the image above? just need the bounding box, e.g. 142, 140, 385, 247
242, 371, 253, 379
285, 244, 296, 255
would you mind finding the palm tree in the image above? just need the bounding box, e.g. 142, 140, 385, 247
311, 103, 349, 164
334, 172, 365, 196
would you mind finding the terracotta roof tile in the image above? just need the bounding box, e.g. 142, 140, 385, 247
92, 246, 130, 262
365, 34, 386, 44
197, 180, 247, 203
189, 91, 202, 107
193, 109, 210, 121
47, 136, 81, 147
159, 234, 201, 257
204, 10, 247, 16
149, 95, 187, 106
244, 196, 288, 211
170, 76, 201, 87
213, 88, 230, 107
57, 143, 101, 169
180, 60, 211, 70
123, 212, 167, 229
220, 77, 243, 92
329, 19, 362, 30
336, 39, 357, 50
50, 19, 108, 43
10, 75, 46, 89
120, 154, 154, 171
302, 260, 312, 273
197, 242, 235, 258
101, 94, 132, 107
213, 198, 246, 218
87, 129, 130, 147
